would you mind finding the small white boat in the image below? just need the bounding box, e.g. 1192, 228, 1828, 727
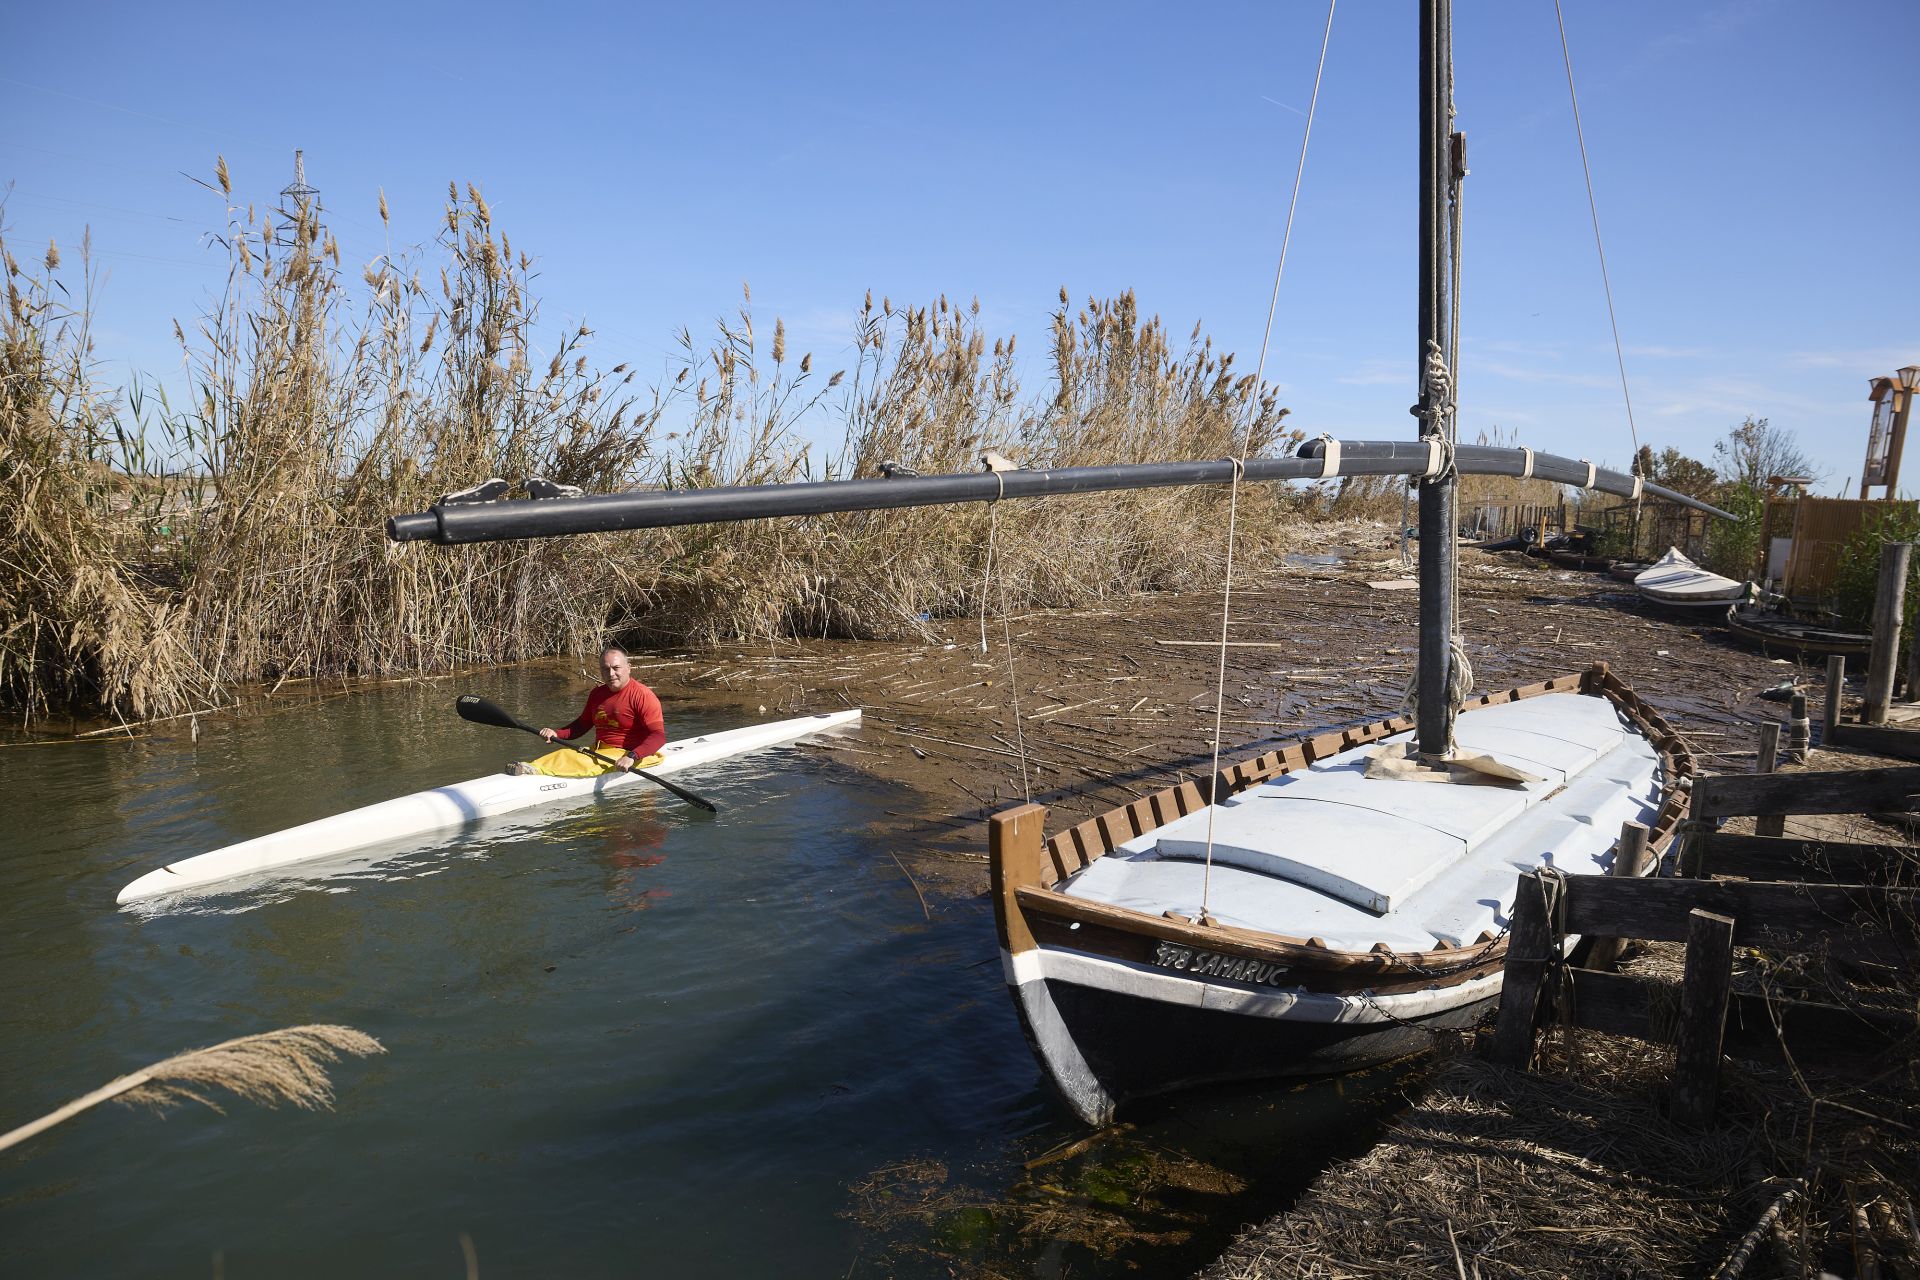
117, 709, 862, 904
1633, 547, 1746, 609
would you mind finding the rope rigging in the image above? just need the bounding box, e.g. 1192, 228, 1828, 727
1199, 0, 1337, 919
1552, 0, 1645, 526
978, 469, 1031, 803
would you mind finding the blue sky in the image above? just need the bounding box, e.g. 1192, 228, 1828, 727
5, 0, 1915, 493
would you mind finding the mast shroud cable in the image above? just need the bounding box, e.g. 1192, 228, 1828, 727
1200, 0, 1337, 918
1552, 0, 1642, 465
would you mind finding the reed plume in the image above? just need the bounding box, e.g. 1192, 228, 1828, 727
1, 162, 1324, 722
0, 1024, 385, 1154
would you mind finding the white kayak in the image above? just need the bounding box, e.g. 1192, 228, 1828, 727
1634, 546, 1746, 608
117, 709, 862, 904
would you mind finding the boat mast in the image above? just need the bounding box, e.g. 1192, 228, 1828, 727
1414, 0, 1458, 759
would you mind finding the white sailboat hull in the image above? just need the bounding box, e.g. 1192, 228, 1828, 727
117, 709, 862, 904
990, 677, 1685, 1124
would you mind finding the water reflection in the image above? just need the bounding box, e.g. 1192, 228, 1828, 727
1, 666, 1414, 1278
583, 813, 672, 911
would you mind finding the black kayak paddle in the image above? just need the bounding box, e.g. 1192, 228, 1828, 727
455, 695, 718, 814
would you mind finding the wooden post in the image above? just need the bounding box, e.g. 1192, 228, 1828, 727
1669, 908, 1737, 1127
1825, 654, 1846, 744
1585, 821, 1651, 972
1908, 587, 1920, 701
1486, 870, 1562, 1069
1677, 782, 1712, 879
1754, 722, 1785, 839
1786, 692, 1810, 763
1864, 542, 1910, 725
988, 803, 1048, 955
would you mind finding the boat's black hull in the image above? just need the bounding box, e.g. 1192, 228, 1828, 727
1013, 966, 1496, 1123
1724, 606, 1869, 660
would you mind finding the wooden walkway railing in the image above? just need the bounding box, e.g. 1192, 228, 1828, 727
1486, 758, 1920, 1127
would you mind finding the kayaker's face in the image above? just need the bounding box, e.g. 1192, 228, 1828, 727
601, 651, 630, 691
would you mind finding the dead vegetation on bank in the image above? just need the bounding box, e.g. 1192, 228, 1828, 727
1, 164, 1317, 725
1203, 918, 1920, 1280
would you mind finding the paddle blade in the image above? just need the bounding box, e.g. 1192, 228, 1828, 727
455, 695, 532, 733
634, 769, 719, 814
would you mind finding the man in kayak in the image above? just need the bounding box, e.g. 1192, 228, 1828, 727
506, 646, 667, 777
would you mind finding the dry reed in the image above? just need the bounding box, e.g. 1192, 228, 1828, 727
0, 1023, 385, 1154
4, 166, 1316, 723
1204, 919, 1920, 1280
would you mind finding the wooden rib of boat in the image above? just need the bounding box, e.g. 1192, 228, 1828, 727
1724, 605, 1870, 660
1634, 547, 1746, 609
117, 709, 862, 904
989, 664, 1687, 1124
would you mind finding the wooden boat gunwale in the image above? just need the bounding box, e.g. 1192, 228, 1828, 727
1724, 603, 1870, 659
1547, 549, 1614, 573
991, 662, 1691, 982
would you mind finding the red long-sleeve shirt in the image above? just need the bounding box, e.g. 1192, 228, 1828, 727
554, 680, 666, 758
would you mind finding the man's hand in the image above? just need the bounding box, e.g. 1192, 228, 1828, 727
617, 752, 637, 772
538, 727, 559, 742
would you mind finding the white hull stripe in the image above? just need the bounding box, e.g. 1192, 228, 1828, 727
1007, 944, 1502, 1025
1000, 951, 1116, 1126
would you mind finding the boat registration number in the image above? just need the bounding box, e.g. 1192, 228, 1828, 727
1153, 942, 1288, 986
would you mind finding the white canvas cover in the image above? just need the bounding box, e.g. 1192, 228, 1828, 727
1634, 547, 1744, 605
1062, 692, 1661, 949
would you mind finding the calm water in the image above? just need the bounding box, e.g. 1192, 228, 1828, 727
0, 666, 1407, 1277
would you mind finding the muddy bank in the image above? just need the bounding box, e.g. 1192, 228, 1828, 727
637, 528, 1808, 889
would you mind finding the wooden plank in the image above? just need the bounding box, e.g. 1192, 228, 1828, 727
1564, 968, 1916, 1062
1670, 909, 1736, 1127
1562, 876, 1920, 947
1069, 820, 1101, 861
1013, 885, 1494, 973
1754, 722, 1786, 838
1722, 985, 1917, 1063
1146, 790, 1175, 828
989, 804, 1049, 954
1154, 639, 1300, 649
1824, 722, 1920, 762
1485, 870, 1561, 1070
1700, 832, 1920, 885
1307, 730, 1346, 759
1692, 766, 1920, 818
1562, 967, 1657, 1041
1173, 781, 1205, 815
1585, 821, 1651, 972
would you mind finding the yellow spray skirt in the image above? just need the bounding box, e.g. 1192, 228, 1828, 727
525, 744, 667, 778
